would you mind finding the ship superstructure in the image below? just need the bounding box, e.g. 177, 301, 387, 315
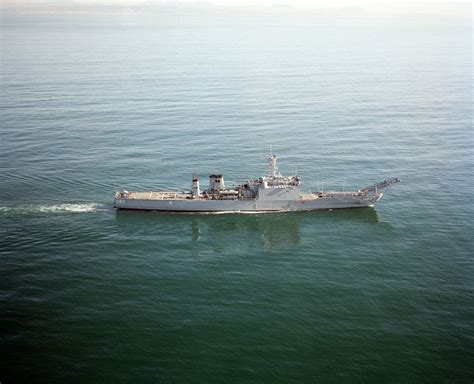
114, 153, 399, 212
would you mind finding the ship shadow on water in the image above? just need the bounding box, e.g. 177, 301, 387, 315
115, 207, 382, 249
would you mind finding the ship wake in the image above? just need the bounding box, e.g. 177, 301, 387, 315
0, 203, 112, 215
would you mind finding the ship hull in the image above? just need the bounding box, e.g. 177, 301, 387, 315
114, 193, 383, 212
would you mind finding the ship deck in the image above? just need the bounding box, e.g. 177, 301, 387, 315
124, 191, 192, 200
120, 191, 254, 201
118, 190, 366, 202
301, 191, 364, 200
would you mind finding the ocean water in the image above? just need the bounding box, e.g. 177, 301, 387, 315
1, 10, 473, 383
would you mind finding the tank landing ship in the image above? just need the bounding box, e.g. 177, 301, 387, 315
114, 153, 400, 213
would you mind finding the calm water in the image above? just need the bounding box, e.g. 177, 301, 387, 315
1, 10, 473, 383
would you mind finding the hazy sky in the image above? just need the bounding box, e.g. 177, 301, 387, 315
1, 0, 471, 19
2, 0, 470, 6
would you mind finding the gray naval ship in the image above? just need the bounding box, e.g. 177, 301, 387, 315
114, 153, 400, 212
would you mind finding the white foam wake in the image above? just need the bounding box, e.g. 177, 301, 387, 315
0, 203, 111, 214
38, 203, 102, 213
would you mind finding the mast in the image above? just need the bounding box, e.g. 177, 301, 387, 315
267, 147, 281, 178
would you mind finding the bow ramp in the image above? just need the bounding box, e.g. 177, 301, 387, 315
360, 177, 401, 194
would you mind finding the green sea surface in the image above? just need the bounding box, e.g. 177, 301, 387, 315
1, 8, 473, 383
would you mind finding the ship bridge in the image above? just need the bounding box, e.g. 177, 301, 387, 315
261, 152, 300, 189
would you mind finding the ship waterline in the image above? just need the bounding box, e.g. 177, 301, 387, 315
114, 153, 399, 212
